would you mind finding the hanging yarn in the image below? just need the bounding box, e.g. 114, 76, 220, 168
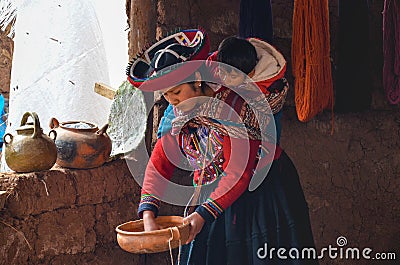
292, 0, 334, 122
239, 0, 274, 43
383, 0, 400, 104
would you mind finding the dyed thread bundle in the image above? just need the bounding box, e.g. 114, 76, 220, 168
239, 0, 274, 43
383, 0, 400, 104
292, 0, 334, 122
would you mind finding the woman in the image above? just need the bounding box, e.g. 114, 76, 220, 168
127, 28, 318, 265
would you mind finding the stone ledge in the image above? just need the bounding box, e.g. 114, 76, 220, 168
0, 158, 147, 264
0, 159, 144, 217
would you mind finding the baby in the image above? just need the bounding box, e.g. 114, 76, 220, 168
214, 36, 288, 144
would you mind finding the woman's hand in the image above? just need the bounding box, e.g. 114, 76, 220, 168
183, 212, 205, 244
142, 211, 160, 231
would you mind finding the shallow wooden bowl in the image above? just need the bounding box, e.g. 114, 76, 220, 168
115, 216, 189, 254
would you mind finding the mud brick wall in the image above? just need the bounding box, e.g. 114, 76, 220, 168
0, 157, 188, 265
0, 159, 144, 265
280, 108, 400, 265
0, 30, 12, 98
126, 0, 240, 55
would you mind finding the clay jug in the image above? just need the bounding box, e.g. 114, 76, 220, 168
49, 118, 112, 169
3, 112, 57, 173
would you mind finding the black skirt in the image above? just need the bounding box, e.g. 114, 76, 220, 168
178, 151, 319, 265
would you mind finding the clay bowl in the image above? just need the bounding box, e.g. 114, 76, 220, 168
115, 216, 190, 254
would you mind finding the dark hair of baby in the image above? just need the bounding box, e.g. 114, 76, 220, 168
217, 36, 257, 75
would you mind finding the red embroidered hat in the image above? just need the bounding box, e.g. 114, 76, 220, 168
126, 28, 210, 92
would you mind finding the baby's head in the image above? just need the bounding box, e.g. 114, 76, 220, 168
217, 36, 257, 87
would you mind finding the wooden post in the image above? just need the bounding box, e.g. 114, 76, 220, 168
126, 0, 158, 153
94, 82, 116, 100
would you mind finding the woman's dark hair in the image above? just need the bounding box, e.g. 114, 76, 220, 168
187, 80, 207, 93
217, 36, 257, 75
181, 65, 207, 93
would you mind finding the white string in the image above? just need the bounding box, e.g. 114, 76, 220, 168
168, 227, 182, 265
183, 192, 195, 218
177, 238, 181, 265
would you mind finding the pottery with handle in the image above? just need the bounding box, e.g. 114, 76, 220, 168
49, 118, 112, 169
3, 112, 57, 173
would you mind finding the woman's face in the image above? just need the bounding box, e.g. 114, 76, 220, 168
163, 83, 203, 112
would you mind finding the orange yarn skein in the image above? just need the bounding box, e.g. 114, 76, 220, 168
292, 0, 334, 123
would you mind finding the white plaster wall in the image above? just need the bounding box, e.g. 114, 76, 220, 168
8, 0, 128, 132
92, 0, 129, 89
2, 0, 128, 171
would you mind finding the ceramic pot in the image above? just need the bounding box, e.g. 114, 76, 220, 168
49, 118, 112, 169
115, 216, 190, 254
3, 112, 57, 173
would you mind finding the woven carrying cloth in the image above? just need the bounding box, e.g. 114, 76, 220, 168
171, 87, 273, 142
